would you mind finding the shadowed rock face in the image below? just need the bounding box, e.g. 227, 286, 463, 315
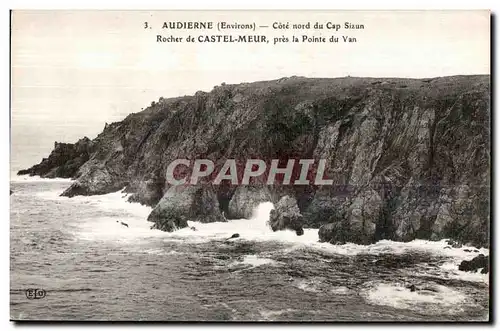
18, 76, 490, 246
17, 137, 94, 179
319, 223, 344, 244
458, 254, 489, 274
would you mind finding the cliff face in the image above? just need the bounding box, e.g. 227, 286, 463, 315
18, 76, 491, 247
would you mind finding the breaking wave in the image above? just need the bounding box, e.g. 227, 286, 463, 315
11, 179, 490, 321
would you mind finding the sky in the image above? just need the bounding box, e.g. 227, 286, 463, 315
10, 10, 490, 172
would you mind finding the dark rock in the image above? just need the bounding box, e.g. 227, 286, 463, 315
458, 254, 489, 273
463, 249, 472, 252
444, 246, 452, 249
407, 284, 417, 292
227, 233, 240, 240
120, 222, 129, 228
147, 185, 224, 232
268, 195, 304, 235
10, 190, 13, 195
190, 226, 198, 231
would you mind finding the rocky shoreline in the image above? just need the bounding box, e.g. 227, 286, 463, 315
18, 75, 490, 249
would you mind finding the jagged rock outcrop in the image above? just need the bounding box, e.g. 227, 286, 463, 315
18, 76, 490, 246
268, 195, 304, 235
61, 166, 127, 197
458, 254, 489, 274
17, 137, 93, 178
318, 188, 382, 244
345, 189, 382, 244
148, 185, 224, 232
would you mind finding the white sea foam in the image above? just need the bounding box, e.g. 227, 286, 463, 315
48, 189, 157, 241
361, 281, 471, 315
438, 261, 489, 283
77, 190, 152, 219
396, 261, 489, 285
168, 202, 319, 244
259, 308, 297, 320
35, 189, 71, 200
75, 216, 162, 242
306, 236, 489, 284
129, 248, 181, 256
60, 193, 307, 244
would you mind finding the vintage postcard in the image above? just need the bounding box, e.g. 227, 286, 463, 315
10, 10, 490, 322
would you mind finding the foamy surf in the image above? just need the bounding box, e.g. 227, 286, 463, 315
39, 188, 157, 242
294, 278, 322, 293
147, 201, 317, 244
36, 188, 152, 219
11, 174, 74, 183
307, 239, 488, 258
34, 187, 489, 284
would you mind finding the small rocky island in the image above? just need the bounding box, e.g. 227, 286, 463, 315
18, 76, 490, 249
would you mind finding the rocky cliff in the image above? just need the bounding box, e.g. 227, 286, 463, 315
18, 75, 491, 247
